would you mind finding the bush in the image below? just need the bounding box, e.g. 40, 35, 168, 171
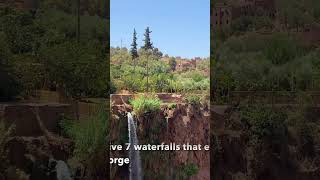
40, 41, 108, 98
60, 105, 109, 178
240, 105, 287, 144
60, 105, 108, 160
167, 103, 177, 109
231, 16, 254, 33
11, 55, 44, 98
264, 33, 304, 65
185, 95, 201, 105
129, 95, 162, 116
179, 163, 199, 178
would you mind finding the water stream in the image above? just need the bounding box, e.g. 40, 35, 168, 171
127, 112, 142, 180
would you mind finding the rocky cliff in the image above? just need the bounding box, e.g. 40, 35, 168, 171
111, 103, 210, 180
0, 103, 74, 180
211, 105, 320, 180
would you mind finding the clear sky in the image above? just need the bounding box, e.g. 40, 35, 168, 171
110, 0, 210, 59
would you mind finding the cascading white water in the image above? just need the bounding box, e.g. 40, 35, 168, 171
127, 112, 142, 180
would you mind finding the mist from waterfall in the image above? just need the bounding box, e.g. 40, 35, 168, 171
127, 112, 142, 180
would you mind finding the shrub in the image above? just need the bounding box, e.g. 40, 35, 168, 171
129, 95, 162, 116
179, 163, 199, 178
11, 55, 44, 98
231, 16, 254, 33
191, 72, 205, 82
264, 33, 303, 65
60, 105, 108, 160
167, 103, 177, 109
40, 41, 108, 98
185, 95, 201, 105
60, 105, 109, 178
240, 105, 287, 144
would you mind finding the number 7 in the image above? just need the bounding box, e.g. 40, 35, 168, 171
125, 143, 130, 150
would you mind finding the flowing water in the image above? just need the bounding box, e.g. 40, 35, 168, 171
56, 160, 72, 180
128, 112, 142, 180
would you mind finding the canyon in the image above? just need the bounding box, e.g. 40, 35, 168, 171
110, 94, 210, 180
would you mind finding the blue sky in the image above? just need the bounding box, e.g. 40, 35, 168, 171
110, 0, 210, 58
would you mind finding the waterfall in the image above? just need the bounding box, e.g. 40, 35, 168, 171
127, 112, 142, 180
48, 158, 72, 180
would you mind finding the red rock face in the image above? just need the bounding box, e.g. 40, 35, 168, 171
111, 103, 210, 180
166, 104, 210, 180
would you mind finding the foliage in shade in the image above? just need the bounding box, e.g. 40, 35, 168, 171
0, 33, 21, 101
0, 4, 108, 99
182, 163, 199, 178
213, 31, 320, 103
60, 105, 108, 161
240, 105, 287, 143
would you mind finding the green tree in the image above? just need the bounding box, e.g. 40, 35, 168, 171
40, 41, 108, 98
1, 10, 40, 54
142, 26, 153, 50
169, 57, 177, 71
152, 47, 163, 59
130, 28, 139, 60
141, 27, 154, 92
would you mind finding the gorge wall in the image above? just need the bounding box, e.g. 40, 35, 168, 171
0, 103, 74, 180
111, 103, 210, 180
211, 105, 320, 180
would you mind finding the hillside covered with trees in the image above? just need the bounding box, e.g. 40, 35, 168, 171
0, 1, 110, 179
0, 0, 108, 101
111, 27, 210, 95
212, 1, 320, 180
213, 0, 320, 103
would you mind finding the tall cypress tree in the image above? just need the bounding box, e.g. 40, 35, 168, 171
142, 27, 153, 92
142, 27, 153, 50
130, 28, 139, 60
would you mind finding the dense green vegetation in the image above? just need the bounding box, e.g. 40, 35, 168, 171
111, 47, 209, 93
129, 95, 162, 117
0, 1, 109, 179
180, 163, 199, 178
0, 1, 108, 101
60, 105, 108, 179
212, 1, 320, 179
111, 28, 209, 94
240, 105, 287, 144
185, 94, 202, 105
213, 0, 320, 104
0, 38, 21, 101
